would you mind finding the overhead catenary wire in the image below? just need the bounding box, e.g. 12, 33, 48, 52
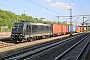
51, 0, 71, 21
25, 0, 62, 15
41, 0, 70, 22
52, 0, 78, 14
70, 0, 90, 26
76, 0, 88, 14
72, 17, 79, 23
15, 0, 90, 22
25, 0, 69, 22
0, 0, 69, 22
5, 0, 40, 15
0, 0, 44, 20
51, 0, 82, 25
52, 17, 57, 22
0, 4, 24, 14
52, 0, 73, 24
70, 0, 85, 14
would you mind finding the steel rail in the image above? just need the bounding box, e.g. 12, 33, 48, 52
76, 39, 90, 60
54, 34, 89, 60
0, 33, 83, 60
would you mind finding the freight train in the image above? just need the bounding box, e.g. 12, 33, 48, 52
11, 20, 84, 42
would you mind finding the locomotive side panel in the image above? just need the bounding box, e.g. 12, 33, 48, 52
30, 24, 52, 37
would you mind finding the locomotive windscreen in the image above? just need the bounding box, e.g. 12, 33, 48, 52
12, 23, 24, 34
13, 23, 23, 28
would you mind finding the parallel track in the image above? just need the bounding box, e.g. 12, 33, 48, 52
0, 33, 86, 60
0, 41, 14, 48
54, 33, 90, 60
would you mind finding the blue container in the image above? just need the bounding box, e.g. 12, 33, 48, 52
68, 26, 76, 32
68, 26, 70, 32
73, 26, 76, 32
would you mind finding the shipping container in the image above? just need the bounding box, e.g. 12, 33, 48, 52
68, 26, 76, 33
51, 24, 62, 35
76, 26, 80, 32
84, 27, 86, 31
61, 25, 68, 34
73, 26, 76, 32
80, 26, 83, 32
68, 26, 71, 32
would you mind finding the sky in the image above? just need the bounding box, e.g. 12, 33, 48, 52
0, 0, 90, 26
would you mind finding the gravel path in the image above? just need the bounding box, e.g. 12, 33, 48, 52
0, 33, 82, 57
0, 34, 71, 53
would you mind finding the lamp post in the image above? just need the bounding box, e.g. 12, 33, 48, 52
69, 5, 72, 35
39, 17, 45, 23
40, 17, 45, 20
17, 15, 18, 22
82, 16, 86, 32
56, 16, 60, 24
83, 20, 89, 32
86, 23, 88, 32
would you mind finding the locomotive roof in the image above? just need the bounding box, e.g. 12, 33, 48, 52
14, 21, 51, 26
30, 22, 51, 26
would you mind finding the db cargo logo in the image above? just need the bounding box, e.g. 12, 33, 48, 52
17, 29, 18, 31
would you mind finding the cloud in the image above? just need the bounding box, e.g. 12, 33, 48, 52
43, 0, 52, 2
50, 2, 73, 9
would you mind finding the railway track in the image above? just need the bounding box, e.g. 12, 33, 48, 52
27, 33, 89, 60
0, 33, 87, 60
0, 41, 14, 48
54, 34, 90, 60
0, 38, 14, 48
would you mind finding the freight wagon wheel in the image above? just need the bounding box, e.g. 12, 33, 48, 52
23, 38, 28, 42
22, 39, 26, 42
30, 37, 34, 42
22, 38, 29, 42
33, 37, 36, 40
42, 35, 46, 39
44, 36, 47, 39
46, 35, 50, 39
47, 35, 50, 38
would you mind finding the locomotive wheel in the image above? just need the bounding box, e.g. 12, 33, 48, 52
27, 37, 31, 42
45, 35, 47, 39
22, 39, 26, 42
47, 35, 50, 38
12, 39, 18, 44
24, 38, 28, 42
22, 38, 29, 42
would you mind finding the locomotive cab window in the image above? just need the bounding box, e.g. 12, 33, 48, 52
13, 23, 23, 28
29, 26, 31, 29
26, 25, 29, 29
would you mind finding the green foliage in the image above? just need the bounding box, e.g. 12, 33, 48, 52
0, 9, 70, 32
0, 9, 35, 32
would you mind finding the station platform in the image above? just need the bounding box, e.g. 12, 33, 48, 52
0, 32, 11, 39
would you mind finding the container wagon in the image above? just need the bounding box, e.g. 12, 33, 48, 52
61, 25, 68, 34
51, 24, 62, 36
68, 26, 76, 33
76, 26, 80, 32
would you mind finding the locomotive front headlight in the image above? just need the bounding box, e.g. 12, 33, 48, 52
11, 35, 14, 38
20, 34, 22, 35
20, 34, 23, 36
